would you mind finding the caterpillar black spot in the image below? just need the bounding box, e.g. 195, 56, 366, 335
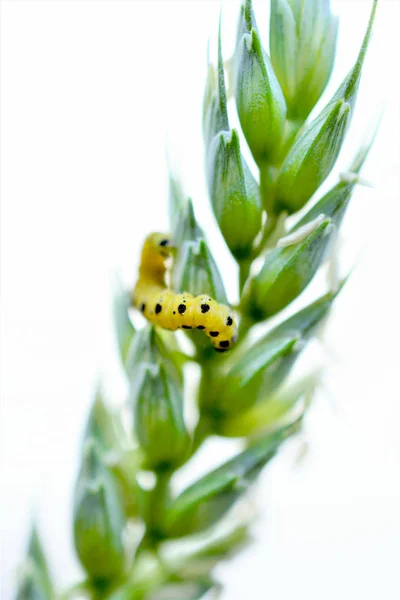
132, 233, 238, 351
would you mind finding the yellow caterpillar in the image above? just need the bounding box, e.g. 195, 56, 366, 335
132, 233, 238, 351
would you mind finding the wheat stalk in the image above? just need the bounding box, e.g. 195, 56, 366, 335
17, 1, 378, 598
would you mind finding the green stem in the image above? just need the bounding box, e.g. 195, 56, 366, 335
257, 118, 303, 216
280, 117, 304, 158
238, 259, 252, 295
264, 211, 288, 249
151, 471, 171, 516
143, 471, 171, 544
58, 581, 90, 600
253, 215, 277, 257
193, 359, 222, 448
191, 415, 210, 455
173, 350, 197, 365
252, 210, 288, 258
196, 360, 215, 414
259, 164, 279, 214
237, 313, 254, 343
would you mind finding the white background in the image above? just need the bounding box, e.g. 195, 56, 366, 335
1, 1, 400, 599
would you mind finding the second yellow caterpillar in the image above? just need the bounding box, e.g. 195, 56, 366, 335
132, 233, 238, 351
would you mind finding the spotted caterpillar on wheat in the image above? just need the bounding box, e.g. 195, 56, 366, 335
132, 233, 238, 351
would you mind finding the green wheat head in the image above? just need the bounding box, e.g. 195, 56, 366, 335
17, 1, 379, 598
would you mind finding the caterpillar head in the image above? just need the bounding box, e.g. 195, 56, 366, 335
140, 233, 175, 274
146, 233, 175, 257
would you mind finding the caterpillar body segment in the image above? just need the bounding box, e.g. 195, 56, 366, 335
133, 233, 238, 351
